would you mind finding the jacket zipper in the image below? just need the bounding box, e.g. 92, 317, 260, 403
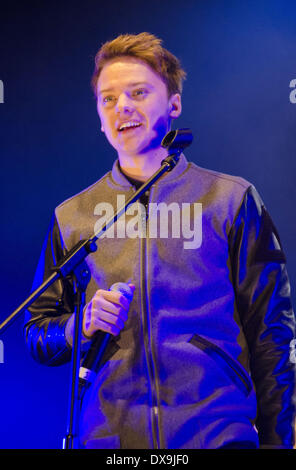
139, 195, 161, 449
189, 334, 252, 396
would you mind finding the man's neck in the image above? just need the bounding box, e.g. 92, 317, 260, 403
118, 148, 168, 182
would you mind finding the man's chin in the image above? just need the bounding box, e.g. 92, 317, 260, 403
116, 141, 150, 157
109, 133, 163, 157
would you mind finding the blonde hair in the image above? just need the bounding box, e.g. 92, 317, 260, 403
91, 32, 186, 97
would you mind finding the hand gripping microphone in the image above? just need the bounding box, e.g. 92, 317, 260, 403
78, 282, 134, 397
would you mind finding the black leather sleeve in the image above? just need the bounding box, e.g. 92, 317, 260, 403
229, 185, 296, 448
24, 214, 75, 366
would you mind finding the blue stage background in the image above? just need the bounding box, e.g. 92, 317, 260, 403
0, 0, 295, 449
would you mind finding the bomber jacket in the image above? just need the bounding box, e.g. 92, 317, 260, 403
25, 154, 295, 449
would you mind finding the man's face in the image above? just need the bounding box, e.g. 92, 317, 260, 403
96, 57, 181, 158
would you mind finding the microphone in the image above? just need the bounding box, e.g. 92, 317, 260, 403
78, 282, 134, 397
161, 128, 193, 152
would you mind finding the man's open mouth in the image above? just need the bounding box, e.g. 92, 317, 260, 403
118, 121, 142, 132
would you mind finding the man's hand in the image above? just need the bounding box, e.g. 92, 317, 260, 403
65, 284, 135, 346
82, 284, 135, 338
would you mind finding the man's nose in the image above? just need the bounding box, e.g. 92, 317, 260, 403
115, 93, 134, 114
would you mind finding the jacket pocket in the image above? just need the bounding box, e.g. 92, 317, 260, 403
189, 334, 252, 397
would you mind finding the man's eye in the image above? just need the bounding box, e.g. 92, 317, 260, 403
132, 89, 147, 98
103, 96, 116, 104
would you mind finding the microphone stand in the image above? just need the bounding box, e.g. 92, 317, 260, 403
0, 129, 192, 449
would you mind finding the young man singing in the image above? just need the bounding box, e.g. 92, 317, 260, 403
25, 32, 295, 449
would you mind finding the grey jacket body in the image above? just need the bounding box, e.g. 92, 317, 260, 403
25, 155, 295, 449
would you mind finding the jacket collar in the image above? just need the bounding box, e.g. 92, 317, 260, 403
110, 153, 189, 189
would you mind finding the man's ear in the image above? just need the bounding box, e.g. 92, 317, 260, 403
168, 93, 182, 119
101, 125, 105, 133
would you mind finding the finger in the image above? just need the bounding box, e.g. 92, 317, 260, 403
95, 289, 130, 310
94, 309, 125, 330
93, 305, 128, 324
83, 307, 124, 337
128, 283, 136, 294
90, 318, 121, 336
93, 295, 128, 317
92, 313, 124, 336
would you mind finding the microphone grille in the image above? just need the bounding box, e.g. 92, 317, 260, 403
110, 282, 133, 302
